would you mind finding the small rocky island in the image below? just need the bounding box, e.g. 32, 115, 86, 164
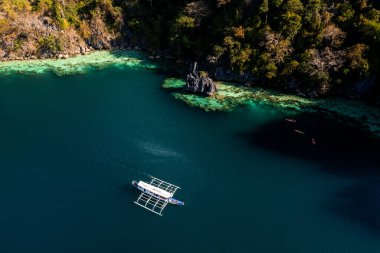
186, 62, 217, 96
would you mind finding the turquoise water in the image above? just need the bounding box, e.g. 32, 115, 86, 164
0, 63, 380, 252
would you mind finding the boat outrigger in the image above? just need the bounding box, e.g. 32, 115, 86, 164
132, 176, 184, 216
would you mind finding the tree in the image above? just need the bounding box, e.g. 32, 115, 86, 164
283, 0, 304, 14
261, 31, 293, 63
258, 52, 277, 79
321, 23, 346, 48
259, 0, 269, 24
175, 15, 196, 30
360, 18, 380, 43
38, 35, 62, 55
336, 2, 355, 25
303, 0, 322, 32
217, 0, 231, 8
271, 0, 283, 8
346, 43, 369, 76
279, 11, 302, 39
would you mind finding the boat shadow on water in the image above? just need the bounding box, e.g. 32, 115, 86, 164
239, 111, 380, 234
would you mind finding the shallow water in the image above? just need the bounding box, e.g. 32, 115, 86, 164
0, 61, 380, 252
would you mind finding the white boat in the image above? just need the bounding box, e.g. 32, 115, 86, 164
132, 177, 184, 215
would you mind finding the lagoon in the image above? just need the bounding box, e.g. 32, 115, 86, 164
0, 52, 380, 252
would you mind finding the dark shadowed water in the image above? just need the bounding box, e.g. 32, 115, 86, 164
0, 66, 380, 253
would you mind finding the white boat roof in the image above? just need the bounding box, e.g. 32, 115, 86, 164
138, 181, 173, 199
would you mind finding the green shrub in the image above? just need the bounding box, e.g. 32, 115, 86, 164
38, 35, 62, 55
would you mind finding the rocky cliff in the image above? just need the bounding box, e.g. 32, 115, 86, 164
186, 62, 217, 96
0, 2, 122, 61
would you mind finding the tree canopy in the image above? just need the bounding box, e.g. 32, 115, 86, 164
0, 0, 379, 97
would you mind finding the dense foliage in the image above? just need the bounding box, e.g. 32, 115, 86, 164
0, 0, 379, 97
125, 0, 380, 96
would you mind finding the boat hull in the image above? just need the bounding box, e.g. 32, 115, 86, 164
132, 180, 184, 205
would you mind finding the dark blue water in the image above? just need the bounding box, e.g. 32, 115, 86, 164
0, 66, 380, 252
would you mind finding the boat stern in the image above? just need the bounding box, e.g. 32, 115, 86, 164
168, 198, 185, 205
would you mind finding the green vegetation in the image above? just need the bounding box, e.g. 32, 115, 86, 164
0, 0, 379, 98
26, 0, 122, 29
125, 0, 380, 98
38, 35, 62, 55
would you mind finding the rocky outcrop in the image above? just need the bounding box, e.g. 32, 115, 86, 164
186, 62, 217, 96
0, 12, 117, 61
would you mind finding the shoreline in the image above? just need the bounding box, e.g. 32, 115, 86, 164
163, 78, 380, 138
0, 50, 158, 76
1, 49, 379, 138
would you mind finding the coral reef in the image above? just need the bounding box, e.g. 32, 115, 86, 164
163, 78, 380, 137
0, 50, 157, 76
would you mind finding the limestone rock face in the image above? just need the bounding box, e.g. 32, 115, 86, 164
0, 12, 116, 61
186, 62, 217, 96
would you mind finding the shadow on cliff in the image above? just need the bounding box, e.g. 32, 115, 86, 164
239, 111, 380, 233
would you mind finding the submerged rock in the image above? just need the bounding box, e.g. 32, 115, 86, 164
174, 80, 312, 112
186, 62, 217, 96
162, 78, 186, 89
